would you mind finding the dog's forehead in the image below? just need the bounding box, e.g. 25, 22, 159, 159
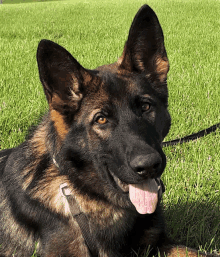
96, 70, 152, 100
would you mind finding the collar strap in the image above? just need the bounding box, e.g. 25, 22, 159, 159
60, 183, 99, 257
60, 179, 165, 257
59, 173, 165, 257
155, 177, 165, 203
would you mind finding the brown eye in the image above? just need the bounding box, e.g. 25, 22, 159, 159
96, 115, 108, 125
142, 103, 151, 112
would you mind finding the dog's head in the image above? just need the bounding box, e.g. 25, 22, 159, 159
37, 5, 170, 214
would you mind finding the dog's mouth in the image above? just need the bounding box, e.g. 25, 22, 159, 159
109, 170, 129, 192
109, 169, 161, 215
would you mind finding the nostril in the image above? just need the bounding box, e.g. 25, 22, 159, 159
130, 154, 162, 176
153, 162, 161, 170
136, 168, 146, 175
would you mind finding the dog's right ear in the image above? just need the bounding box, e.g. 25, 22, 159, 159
37, 40, 96, 113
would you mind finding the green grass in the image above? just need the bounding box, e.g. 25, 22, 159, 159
1, 0, 58, 4
0, 0, 219, 255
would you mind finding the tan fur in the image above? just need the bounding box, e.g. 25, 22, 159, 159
67, 188, 126, 227
50, 109, 69, 140
31, 123, 47, 155
22, 164, 36, 190
29, 165, 72, 217
155, 56, 169, 82
70, 73, 83, 101
134, 53, 146, 71
162, 246, 209, 257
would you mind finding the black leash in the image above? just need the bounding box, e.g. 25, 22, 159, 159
162, 122, 220, 147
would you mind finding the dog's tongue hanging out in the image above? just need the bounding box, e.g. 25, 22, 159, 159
129, 179, 158, 214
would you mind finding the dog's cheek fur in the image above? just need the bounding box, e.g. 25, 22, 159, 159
58, 123, 134, 211
54, 125, 105, 198
153, 104, 171, 141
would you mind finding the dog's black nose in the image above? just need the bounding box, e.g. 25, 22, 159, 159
130, 154, 162, 177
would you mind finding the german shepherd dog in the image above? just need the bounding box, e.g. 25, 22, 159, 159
0, 5, 217, 257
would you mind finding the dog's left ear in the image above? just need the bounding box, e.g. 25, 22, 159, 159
119, 5, 169, 83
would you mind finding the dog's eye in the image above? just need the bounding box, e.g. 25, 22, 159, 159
95, 115, 108, 125
141, 103, 151, 112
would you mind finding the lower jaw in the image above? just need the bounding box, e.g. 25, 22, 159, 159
108, 169, 129, 192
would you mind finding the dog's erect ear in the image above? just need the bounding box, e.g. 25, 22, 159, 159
37, 40, 96, 113
119, 5, 169, 83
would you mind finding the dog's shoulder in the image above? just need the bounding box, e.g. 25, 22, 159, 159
0, 148, 14, 176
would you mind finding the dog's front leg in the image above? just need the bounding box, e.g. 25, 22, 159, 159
138, 229, 218, 257
159, 245, 219, 257
43, 228, 91, 257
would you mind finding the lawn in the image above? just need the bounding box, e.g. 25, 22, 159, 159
0, 0, 219, 255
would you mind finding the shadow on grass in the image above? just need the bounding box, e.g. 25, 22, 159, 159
163, 200, 220, 253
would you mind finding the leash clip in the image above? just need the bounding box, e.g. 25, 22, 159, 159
60, 183, 72, 197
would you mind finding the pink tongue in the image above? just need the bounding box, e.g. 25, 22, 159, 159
129, 179, 158, 214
